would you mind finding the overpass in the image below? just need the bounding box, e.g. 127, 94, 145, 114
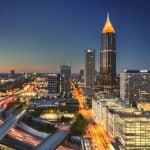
0, 108, 26, 140
34, 130, 69, 150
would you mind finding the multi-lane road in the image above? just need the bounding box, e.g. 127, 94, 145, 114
72, 83, 114, 150
34, 130, 69, 150
0, 84, 41, 147
0, 108, 26, 140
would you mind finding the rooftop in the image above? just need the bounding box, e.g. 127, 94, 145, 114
102, 13, 115, 33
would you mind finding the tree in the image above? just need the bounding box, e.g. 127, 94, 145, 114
70, 114, 86, 136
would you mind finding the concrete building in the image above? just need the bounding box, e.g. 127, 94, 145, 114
120, 70, 150, 105
92, 99, 107, 129
60, 64, 71, 95
118, 113, 150, 150
85, 49, 95, 88
92, 97, 150, 150
47, 73, 64, 96
92, 94, 117, 130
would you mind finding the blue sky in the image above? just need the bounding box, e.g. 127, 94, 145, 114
0, 0, 150, 73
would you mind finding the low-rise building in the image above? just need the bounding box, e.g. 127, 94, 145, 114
92, 96, 150, 149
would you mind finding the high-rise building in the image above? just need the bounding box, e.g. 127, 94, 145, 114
79, 67, 84, 82
60, 64, 71, 95
100, 13, 116, 92
120, 70, 150, 105
47, 73, 64, 96
9, 69, 15, 78
85, 49, 95, 88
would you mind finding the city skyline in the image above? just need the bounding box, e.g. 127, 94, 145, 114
0, 0, 150, 73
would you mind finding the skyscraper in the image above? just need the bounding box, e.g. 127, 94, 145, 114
60, 64, 71, 95
85, 49, 95, 88
79, 67, 84, 82
47, 73, 64, 96
100, 13, 116, 92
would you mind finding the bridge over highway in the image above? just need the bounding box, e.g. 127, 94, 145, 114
0, 108, 26, 140
34, 130, 69, 150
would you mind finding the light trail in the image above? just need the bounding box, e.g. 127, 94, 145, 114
71, 82, 113, 150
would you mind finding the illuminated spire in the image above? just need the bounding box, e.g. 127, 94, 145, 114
102, 13, 115, 33
107, 12, 109, 20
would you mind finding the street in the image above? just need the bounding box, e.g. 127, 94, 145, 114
72, 83, 114, 150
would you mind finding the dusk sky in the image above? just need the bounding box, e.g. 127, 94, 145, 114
0, 0, 150, 73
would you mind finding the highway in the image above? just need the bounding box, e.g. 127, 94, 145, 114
0, 108, 26, 140
7, 126, 41, 146
0, 84, 42, 146
0, 96, 14, 110
0, 84, 32, 110
34, 130, 69, 150
0, 103, 41, 146
72, 82, 114, 150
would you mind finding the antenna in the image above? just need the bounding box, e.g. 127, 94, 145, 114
107, 12, 110, 20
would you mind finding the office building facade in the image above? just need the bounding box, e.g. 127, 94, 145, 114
120, 70, 150, 105
48, 73, 64, 96
79, 67, 84, 82
92, 98, 150, 149
60, 64, 71, 95
100, 14, 116, 92
85, 49, 95, 88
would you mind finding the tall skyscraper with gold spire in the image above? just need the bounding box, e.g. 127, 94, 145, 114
100, 13, 116, 92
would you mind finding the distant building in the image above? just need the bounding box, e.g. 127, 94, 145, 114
10, 70, 15, 75
47, 73, 64, 96
85, 49, 95, 88
99, 13, 116, 92
84, 87, 95, 97
24, 72, 28, 79
79, 67, 84, 82
60, 64, 71, 95
9, 69, 15, 78
120, 70, 150, 105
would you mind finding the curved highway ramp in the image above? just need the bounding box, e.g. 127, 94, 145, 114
33, 130, 69, 150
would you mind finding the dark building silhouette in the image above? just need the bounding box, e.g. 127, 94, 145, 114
79, 67, 84, 82
60, 64, 71, 95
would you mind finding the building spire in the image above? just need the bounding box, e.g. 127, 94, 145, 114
102, 13, 115, 33
107, 12, 109, 21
